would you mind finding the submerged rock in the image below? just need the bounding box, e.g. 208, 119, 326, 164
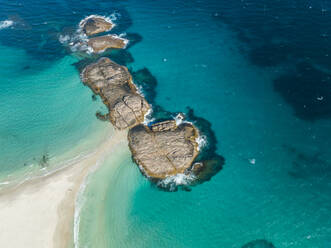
128, 120, 200, 179
241, 239, 276, 248
87, 35, 128, 53
82, 57, 150, 129
80, 16, 113, 36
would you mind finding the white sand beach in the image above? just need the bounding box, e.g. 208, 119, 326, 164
0, 129, 128, 248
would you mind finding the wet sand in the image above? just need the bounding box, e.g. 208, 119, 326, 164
0, 128, 128, 248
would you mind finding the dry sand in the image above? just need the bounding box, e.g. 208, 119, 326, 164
0, 129, 128, 248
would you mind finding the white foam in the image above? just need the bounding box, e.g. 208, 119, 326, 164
196, 134, 207, 151
172, 113, 194, 126
109, 12, 121, 21
58, 30, 90, 53
143, 108, 155, 125
157, 173, 196, 191
60, 13, 117, 54
0, 20, 14, 30
58, 34, 70, 43
248, 158, 256, 165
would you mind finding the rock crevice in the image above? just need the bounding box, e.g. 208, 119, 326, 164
82, 57, 150, 129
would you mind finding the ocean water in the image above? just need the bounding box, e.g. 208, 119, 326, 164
1, 0, 331, 247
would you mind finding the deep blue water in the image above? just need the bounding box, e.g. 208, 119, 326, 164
0, 0, 331, 247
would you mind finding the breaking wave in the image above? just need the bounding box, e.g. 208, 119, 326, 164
157, 173, 196, 191
143, 108, 155, 125
196, 134, 207, 151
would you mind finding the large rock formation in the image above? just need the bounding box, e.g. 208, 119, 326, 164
128, 120, 200, 179
80, 16, 113, 36
87, 35, 128, 53
81, 57, 150, 129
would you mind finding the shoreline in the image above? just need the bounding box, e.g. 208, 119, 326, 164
0, 119, 111, 192
0, 128, 128, 248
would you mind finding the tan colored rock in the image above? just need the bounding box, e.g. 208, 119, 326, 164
128, 121, 200, 179
87, 35, 128, 53
80, 16, 113, 36
81, 57, 150, 129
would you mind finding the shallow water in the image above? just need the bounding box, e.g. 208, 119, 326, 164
0, 0, 331, 247
0, 44, 109, 183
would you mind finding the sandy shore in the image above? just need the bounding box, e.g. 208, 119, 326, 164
0, 129, 128, 248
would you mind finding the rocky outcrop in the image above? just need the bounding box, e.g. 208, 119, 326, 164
80, 16, 113, 36
87, 35, 128, 53
81, 57, 150, 129
128, 120, 200, 179
78, 15, 206, 183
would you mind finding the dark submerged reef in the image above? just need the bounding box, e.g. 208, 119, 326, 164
213, 0, 331, 68
274, 62, 331, 121
125, 33, 143, 49
131, 67, 157, 104
282, 144, 331, 180
185, 107, 225, 185
212, 0, 331, 121
241, 239, 275, 248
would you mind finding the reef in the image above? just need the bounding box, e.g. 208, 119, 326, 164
80, 16, 114, 36
241, 239, 275, 248
274, 62, 331, 121
128, 120, 200, 179
87, 35, 128, 53
81, 57, 150, 129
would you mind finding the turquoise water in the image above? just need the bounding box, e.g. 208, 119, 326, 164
1, 0, 331, 247
0, 44, 109, 182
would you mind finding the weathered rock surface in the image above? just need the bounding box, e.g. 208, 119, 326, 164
128, 120, 200, 179
80, 16, 113, 36
82, 57, 150, 129
87, 35, 128, 53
